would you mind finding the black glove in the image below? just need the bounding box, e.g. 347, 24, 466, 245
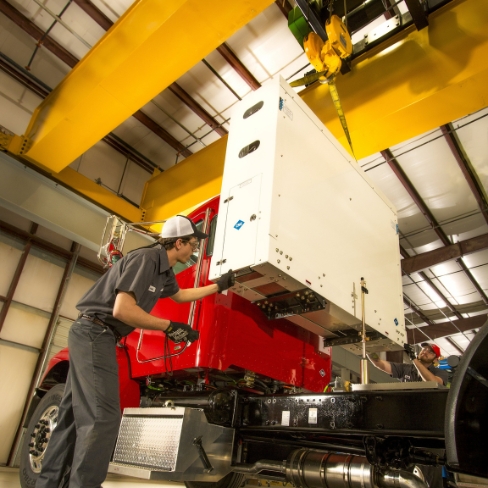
404, 343, 417, 360
165, 322, 199, 343
217, 269, 235, 293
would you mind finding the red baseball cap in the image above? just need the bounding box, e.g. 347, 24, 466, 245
421, 342, 441, 358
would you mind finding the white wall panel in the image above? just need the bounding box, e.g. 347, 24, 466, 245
0, 302, 50, 349
35, 226, 75, 252
0, 71, 41, 135
0, 234, 23, 296
58, 266, 99, 319
12, 251, 65, 313
118, 161, 150, 207
0, 342, 38, 464
73, 141, 126, 193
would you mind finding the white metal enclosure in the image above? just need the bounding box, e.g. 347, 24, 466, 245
210, 77, 405, 350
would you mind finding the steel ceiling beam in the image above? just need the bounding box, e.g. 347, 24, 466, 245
0, 53, 159, 173
406, 314, 487, 343
0, 0, 191, 161
403, 296, 435, 326
0, 55, 50, 98
72, 0, 112, 30
216, 44, 261, 91
168, 83, 228, 137
384, 149, 450, 246
401, 233, 488, 274
400, 245, 463, 320
441, 123, 488, 225
445, 336, 465, 354
386, 149, 488, 306
7, 0, 274, 173
0, 0, 77, 68
73, 0, 227, 141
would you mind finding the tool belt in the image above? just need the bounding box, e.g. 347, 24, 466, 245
78, 314, 122, 342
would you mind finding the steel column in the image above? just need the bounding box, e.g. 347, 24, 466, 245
7, 242, 81, 466
0, 219, 103, 274
0, 222, 37, 333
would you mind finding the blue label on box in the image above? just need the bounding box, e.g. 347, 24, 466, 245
234, 220, 244, 230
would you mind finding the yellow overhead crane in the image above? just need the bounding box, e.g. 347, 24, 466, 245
142, 0, 488, 223
1, 0, 488, 223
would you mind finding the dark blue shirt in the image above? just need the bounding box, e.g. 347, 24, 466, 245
77, 245, 179, 337
390, 362, 449, 385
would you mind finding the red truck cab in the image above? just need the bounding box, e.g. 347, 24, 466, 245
40, 196, 331, 412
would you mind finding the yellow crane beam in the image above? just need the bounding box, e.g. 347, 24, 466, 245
141, 0, 488, 221
9, 0, 274, 173
141, 136, 227, 221
301, 0, 488, 158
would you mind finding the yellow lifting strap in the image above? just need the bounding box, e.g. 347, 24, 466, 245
328, 78, 354, 156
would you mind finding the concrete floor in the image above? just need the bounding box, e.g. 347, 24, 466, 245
0, 467, 184, 488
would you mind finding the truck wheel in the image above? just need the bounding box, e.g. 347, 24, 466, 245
19, 384, 65, 488
184, 472, 245, 488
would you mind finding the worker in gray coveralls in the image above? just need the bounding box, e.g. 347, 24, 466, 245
367, 342, 448, 386
35, 215, 235, 488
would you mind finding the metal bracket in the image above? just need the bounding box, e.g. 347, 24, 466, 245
193, 436, 213, 473
323, 330, 383, 347
0, 132, 13, 151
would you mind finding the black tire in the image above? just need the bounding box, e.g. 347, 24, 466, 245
19, 384, 65, 488
184, 472, 245, 488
